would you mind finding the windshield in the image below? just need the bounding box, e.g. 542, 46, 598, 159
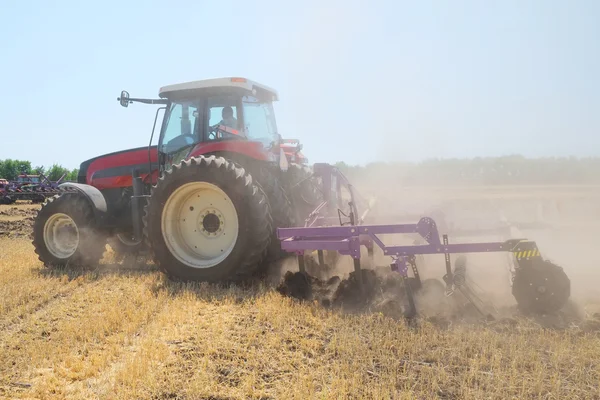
17, 176, 39, 183
241, 95, 278, 145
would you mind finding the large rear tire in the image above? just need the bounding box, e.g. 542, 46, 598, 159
143, 156, 273, 282
252, 166, 296, 261
31, 193, 106, 268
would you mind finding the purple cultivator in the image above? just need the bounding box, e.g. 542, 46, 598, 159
277, 163, 570, 318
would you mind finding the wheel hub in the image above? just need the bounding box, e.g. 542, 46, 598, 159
536, 285, 547, 294
161, 182, 239, 269
43, 213, 79, 259
199, 209, 223, 236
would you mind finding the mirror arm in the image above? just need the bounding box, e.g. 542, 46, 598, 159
131, 98, 169, 105
117, 97, 169, 105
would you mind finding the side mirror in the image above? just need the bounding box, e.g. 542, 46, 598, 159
118, 90, 130, 107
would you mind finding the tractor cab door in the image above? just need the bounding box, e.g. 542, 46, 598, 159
158, 100, 201, 170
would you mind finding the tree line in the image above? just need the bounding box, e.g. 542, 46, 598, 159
3, 155, 600, 186
334, 155, 600, 186
0, 159, 78, 182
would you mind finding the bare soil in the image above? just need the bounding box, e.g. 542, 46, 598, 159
276, 263, 593, 331
0, 203, 39, 238
2, 187, 600, 398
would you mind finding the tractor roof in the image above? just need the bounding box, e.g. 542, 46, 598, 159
158, 77, 278, 101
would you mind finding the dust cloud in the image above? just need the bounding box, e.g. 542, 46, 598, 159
353, 164, 600, 304
274, 164, 600, 324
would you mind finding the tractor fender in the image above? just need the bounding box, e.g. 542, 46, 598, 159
58, 182, 108, 215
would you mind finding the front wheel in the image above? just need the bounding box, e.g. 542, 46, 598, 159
143, 156, 273, 282
31, 193, 106, 268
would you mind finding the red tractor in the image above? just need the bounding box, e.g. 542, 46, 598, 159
32, 78, 322, 282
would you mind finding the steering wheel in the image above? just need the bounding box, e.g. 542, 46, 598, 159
208, 124, 246, 141
208, 124, 220, 140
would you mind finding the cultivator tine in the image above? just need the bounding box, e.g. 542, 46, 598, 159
391, 257, 417, 318
442, 234, 455, 295
408, 256, 422, 289
353, 258, 364, 295
367, 246, 375, 267
458, 284, 495, 319
403, 276, 417, 319
297, 253, 306, 275
453, 256, 494, 319
317, 250, 325, 266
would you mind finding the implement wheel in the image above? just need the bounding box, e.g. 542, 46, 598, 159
31, 193, 106, 268
512, 259, 570, 314
143, 156, 273, 282
0, 195, 15, 205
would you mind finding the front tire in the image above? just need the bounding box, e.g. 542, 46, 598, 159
143, 156, 273, 282
31, 193, 106, 268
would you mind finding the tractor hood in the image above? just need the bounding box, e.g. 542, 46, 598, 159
78, 146, 158, 188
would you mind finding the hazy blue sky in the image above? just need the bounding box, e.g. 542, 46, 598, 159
1, 0, 598, 169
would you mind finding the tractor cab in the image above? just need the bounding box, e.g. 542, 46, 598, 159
17, 174, 41, 185
119, 77, 283, 174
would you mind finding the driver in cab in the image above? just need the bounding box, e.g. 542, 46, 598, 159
213, 106, 245, 138
219, 106, 238, 129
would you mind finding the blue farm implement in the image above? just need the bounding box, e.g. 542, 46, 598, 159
0, 173, 75, 204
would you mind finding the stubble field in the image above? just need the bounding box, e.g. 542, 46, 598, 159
1, 185, 600, 399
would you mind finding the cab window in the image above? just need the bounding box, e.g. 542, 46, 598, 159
206, 96, 241, 141
160, 101, 199, 154
242, 95, 277, 144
